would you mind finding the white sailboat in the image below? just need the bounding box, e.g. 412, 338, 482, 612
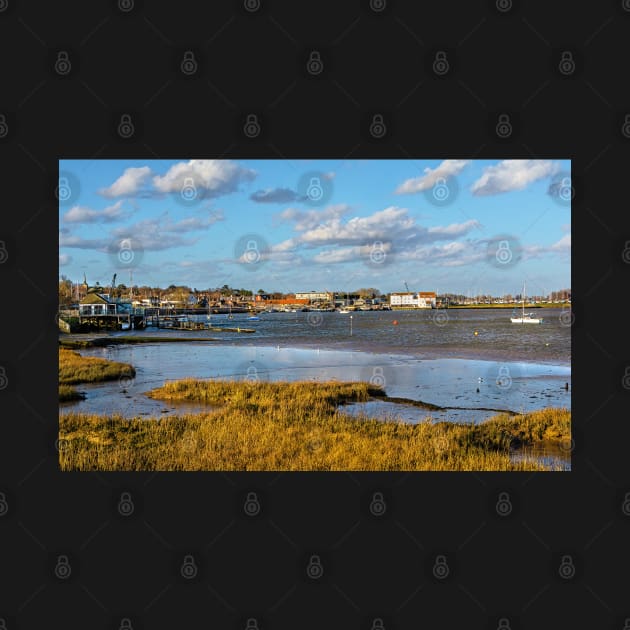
511, 283, 542, 324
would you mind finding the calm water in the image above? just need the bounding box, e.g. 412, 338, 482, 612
60, 308, 571, 468
104, 307, 571, 364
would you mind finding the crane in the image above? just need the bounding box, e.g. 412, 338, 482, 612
404, 281, 410, 293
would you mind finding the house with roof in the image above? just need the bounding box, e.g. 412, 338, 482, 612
79, 293, 130, 316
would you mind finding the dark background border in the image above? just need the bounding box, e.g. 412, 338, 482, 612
1, 1, 629, 628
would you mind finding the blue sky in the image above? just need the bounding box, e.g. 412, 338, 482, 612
59, 158, 571, 296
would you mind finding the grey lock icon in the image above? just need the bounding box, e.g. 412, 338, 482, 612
370, 240, 386, 264
369, 114, 386, 138
0, 114, 7, 138
497, 618, 511, 630
243, 114, 261, 138
117, 491, 134, 516
306, 554, 323, 579
181, 554, 197, 579
623, 367, 630, 390
0, 618, 7, 630
244, 0, 261, 11
118, 114, 134, 138
558, 51, 575, 75
0, 241, 8, 265
56, 177, 72, 202
496, 366, 512, 390
181, 51, 197, 75
495, 114, 512, 138
621, 492, 630, 516
306, 177, 323, 201
432, 555, 449, 579
622, 242, 630, 264
307, 51, 323, 75
369, 367, 386, 388
119, 618, 133, 630
371, 619, 385, 630
245, 619, 259, 630
0, 366, 8, 390
495, 240, 512, 264
0, 492, 8, 516
433, 51, 449, 75
118, 239, 134, 265
558, 554, 575, 579
432, 177, 449, 201
243, 240, 260, 264
181, 177, 197, 200
558, 177, 573, 202
495, 491, 512, 516
369, 492, 386, 516
55, 51, 71, 75
244, 492, 261, 516
118, 0, 134, 11
54, 554, 72, 579
622, 114, 630, 139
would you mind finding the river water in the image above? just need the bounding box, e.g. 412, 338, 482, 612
60, 308, 570, 422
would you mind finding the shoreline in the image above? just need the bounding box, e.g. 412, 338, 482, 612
61, 333, 571, 370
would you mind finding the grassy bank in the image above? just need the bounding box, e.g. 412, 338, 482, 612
59, 348, 136, 400
59, 335, 218, 349
59, 379, 570, 471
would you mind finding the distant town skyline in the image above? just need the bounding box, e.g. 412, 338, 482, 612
59, 158, 571, 296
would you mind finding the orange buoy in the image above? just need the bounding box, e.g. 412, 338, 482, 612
393, 320, 398, 325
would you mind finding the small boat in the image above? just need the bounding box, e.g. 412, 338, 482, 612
247, 315, 260, 321
338, 309, 350, 314
511, 282, 542, 324
120, 322, 131, 330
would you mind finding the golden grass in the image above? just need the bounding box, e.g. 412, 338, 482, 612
58, 384, 85, 402
59, 347, 135, 403
59, 348, 135, 385
59, 379, 570, 472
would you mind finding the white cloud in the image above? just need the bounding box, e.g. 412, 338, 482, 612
59, 210, 223, 253
275, 204, 351, 231
551, 234, 571, 252
62, 201, 127, 224
272, 206, 481, 269
427, 219, 481, 238
59, 253, 72, 266
395, 160, 471, 194
98, 166, 152, 198
153, 159, 256, 198
471, 160, 561, 196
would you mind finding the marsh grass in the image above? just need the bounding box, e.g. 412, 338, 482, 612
59, 348, 135, 402
59, 379, 570, 471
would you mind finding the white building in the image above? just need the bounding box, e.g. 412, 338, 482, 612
295, 291, 334, 302
390, 292, 436, 308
